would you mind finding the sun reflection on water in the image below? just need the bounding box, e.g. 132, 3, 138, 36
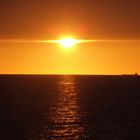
41, 76, 85, 139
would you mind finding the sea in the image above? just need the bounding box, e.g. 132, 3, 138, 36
0, 75, 140, 140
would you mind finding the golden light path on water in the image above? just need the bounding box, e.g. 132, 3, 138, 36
40, 76, 85, 139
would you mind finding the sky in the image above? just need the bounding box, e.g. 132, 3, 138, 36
0, 0, 140, 74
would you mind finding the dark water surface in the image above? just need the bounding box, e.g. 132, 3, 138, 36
0, 75, 140, 140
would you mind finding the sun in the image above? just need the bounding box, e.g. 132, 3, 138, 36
59, 38, 77, 48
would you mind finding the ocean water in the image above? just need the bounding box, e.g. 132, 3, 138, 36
0, 75, 140, 140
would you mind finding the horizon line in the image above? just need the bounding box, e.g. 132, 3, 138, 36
0, 73, 139, 76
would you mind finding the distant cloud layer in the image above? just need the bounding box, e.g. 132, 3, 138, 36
0, 0, 140, 39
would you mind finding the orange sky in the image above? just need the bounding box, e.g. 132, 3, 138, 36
0, 40, 140, 75
0, 0, 140, 74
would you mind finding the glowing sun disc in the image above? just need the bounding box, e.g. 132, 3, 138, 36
59, 38, 77, 48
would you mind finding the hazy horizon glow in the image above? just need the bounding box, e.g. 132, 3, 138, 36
0, 39, 140, 75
